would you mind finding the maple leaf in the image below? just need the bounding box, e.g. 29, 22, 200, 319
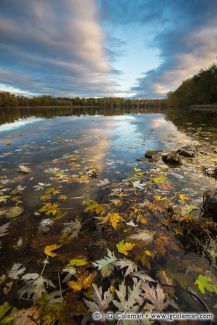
112, 278, 143, 311
0, 195, 10, 204
38, 219, 54, 233
0, 302, 14, 324
18, 165, 31, 174
142, 282, 169, 312
84, 200, 106, 215
194, 275, 217, 294
62, 266, 76, 283
154, 234, 178, 255
84, 284, 113, 312
98, 212, 124, 229
0, 223, 10, 238
133, 271, 156, 283
39, 203, 60, 216
116, 240, 135, 256
44, 244, 62, 257
33, 182, 51, 191
20, 273, 55, 302
97, 179, 110, 187
92, 249, 117, 277
40, 193, 52, 201
152, 175, 168, 184
68, 258, 89, 267
8, 263, 26, 280
116, 259, 138, 277
178, 193, 189, 201
61, 217, 81, 239
67, 271, 95, 292
46, 188, 60, 195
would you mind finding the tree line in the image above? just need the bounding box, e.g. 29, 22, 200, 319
167, 64, 217, 107
0, 92, 166, 109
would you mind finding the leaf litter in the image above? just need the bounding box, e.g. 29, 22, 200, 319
0, 115, 216, 324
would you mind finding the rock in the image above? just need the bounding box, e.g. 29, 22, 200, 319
176, 145, 196, 158
203, 166, 217, 179
203, 190, 217, 221
144, 150, 161, 161
162, 152, 182, 166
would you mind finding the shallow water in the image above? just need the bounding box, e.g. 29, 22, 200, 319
0, 107, 216, 323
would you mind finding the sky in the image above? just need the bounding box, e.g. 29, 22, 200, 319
0, 0, 217, 98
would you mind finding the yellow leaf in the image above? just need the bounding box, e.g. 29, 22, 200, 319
137, 215, 149, 224
40, 194, 52, 201
153, 195, 167, 200
58, 195, 68, 201
44, 244, 62, 257
101, 212, 124, 229
178, 193, 189, 201
68, 258, 89, 267
0, 195, 10, 203
116, 240, 135, 256
67, 271, 95, 292
112, 199, 122, 206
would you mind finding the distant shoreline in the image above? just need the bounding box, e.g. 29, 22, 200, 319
189, 104, 217, 112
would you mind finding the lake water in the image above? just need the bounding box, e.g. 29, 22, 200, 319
0, 107, 216, 323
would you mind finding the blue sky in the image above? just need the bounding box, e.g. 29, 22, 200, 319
0, 0, 216, 98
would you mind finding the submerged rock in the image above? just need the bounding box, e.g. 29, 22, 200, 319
162, 152, 182, 166
203, 190, 217, 221
176, 145, 196, 158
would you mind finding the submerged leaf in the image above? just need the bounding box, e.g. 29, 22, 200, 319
5, 206, 23, 218
67, 271, 95, 292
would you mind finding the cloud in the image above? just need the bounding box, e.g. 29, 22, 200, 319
129, 0, 217, 98
0, 0, 116, 96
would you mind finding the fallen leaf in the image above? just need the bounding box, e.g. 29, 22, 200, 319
195, 275, 217, 295
68, 258, 89, 267
67, 271, 95, 291
44, 244, 62, 257
116, 240, 135, 256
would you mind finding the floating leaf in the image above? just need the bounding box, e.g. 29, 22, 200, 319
98, 212, 124, 229
178, 193, 189, 202
44, 244, 62, 257
116, 259, 137, 277
18, 165, 31, 174
92, 249, 117, 277
0, 196, 10, 204
195, 275, 217, 295
39, 203, 60, 216
68, 258, 88, 267
116, 240, 135, 256
8, 263, 26, 280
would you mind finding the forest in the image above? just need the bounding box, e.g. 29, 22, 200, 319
0, 92, 166, 109
167, 64, 217, 107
